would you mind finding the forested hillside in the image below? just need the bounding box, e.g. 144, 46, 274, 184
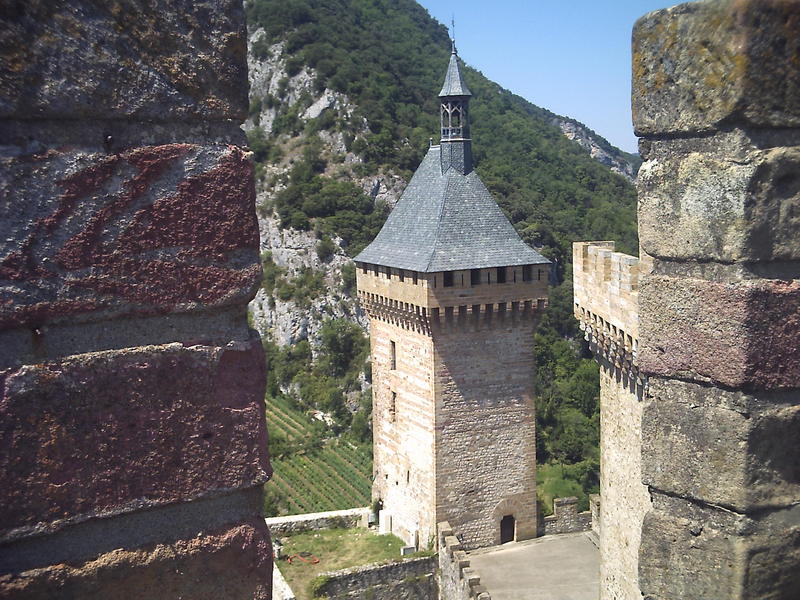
245, 0, 639, 512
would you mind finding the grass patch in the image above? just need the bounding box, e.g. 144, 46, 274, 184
537, 462, 587, 516
276, 528, 405, 600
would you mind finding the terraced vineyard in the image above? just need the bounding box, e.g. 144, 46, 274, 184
265, 394, 373, 515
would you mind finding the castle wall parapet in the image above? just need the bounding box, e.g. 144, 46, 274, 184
272, 564, 296, 600
573, 241, 642, 382
357, 265, 548, 334
541, 497, 593, 536
312, 555, 437, 600
438, 522, 491, 600
266, 507, 370, 537
573, 241, 649, 599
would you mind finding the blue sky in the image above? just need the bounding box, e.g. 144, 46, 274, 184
417, 0, 677, 153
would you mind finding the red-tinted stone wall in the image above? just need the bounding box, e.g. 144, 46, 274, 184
0, 2, 271, 598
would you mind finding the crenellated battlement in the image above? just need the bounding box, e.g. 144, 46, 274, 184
573, 241, 644, 381
357, 264, 548, 309
438, 522, 491, 600
358, 289, 544, 332
574, 241, 650, 600
357, 264, 548, 333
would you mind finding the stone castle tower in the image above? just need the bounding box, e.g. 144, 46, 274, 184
354, 45, 550, 550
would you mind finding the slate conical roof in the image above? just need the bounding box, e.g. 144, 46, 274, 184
353, 146, 549, 272
439, 44, 472, 97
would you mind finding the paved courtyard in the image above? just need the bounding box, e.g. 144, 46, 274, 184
468, 532, 599, 600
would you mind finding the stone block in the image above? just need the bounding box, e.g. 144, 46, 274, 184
0, 519, 272, 599
642, 378, 800, 512
0, 337, 268, 539
638, 138, 800, 262
0, 144, 260, 335
0, 0, 249, 121
640, 494, 800, 600
632, 0, 800, 135
639, 274, 800, 390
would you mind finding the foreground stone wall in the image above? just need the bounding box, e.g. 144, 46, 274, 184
633, 1, 800, 598
0, 2, 271, 598
573, 241, 649, 599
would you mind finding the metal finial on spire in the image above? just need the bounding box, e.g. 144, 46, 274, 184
451, 16, 457, 53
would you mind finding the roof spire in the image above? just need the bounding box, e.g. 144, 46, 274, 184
438, 43, 471, 97
438, 35, 472, 174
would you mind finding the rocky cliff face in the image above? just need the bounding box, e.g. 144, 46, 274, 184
554, 118, 638, 181
248, 214, 367, 347
245, 28, 404, 352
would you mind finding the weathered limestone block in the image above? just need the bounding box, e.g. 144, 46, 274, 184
639, 274, 800, 389
632, 0, 800, 134
638, 136, 800, 262
0, 337, 268, 539
0, 0, 249, 121
642, 378, 800, 512
640, 493, 800, 600
633, 1, 800, 599
0, 144, 260, 336
0, 519, 272, 600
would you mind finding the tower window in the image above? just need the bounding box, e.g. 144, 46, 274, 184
413, 272, 418, 285
496, 267, 506, 284
373, 264, 379, 276
443, 271, 454, 287
390, 341, 396, 370
522, 265, 533, 282
399, 270, 405, 282
538, 268, 543, 281
389, 391, 396, 422
471, 269, 481, 286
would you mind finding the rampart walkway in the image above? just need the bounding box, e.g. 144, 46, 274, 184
469, 532, 599, 600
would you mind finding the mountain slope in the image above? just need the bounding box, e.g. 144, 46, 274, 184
246, 0, 638, 266
245, 0, 639, 513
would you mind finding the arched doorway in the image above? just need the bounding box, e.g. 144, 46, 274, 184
500, 514, 515, 544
